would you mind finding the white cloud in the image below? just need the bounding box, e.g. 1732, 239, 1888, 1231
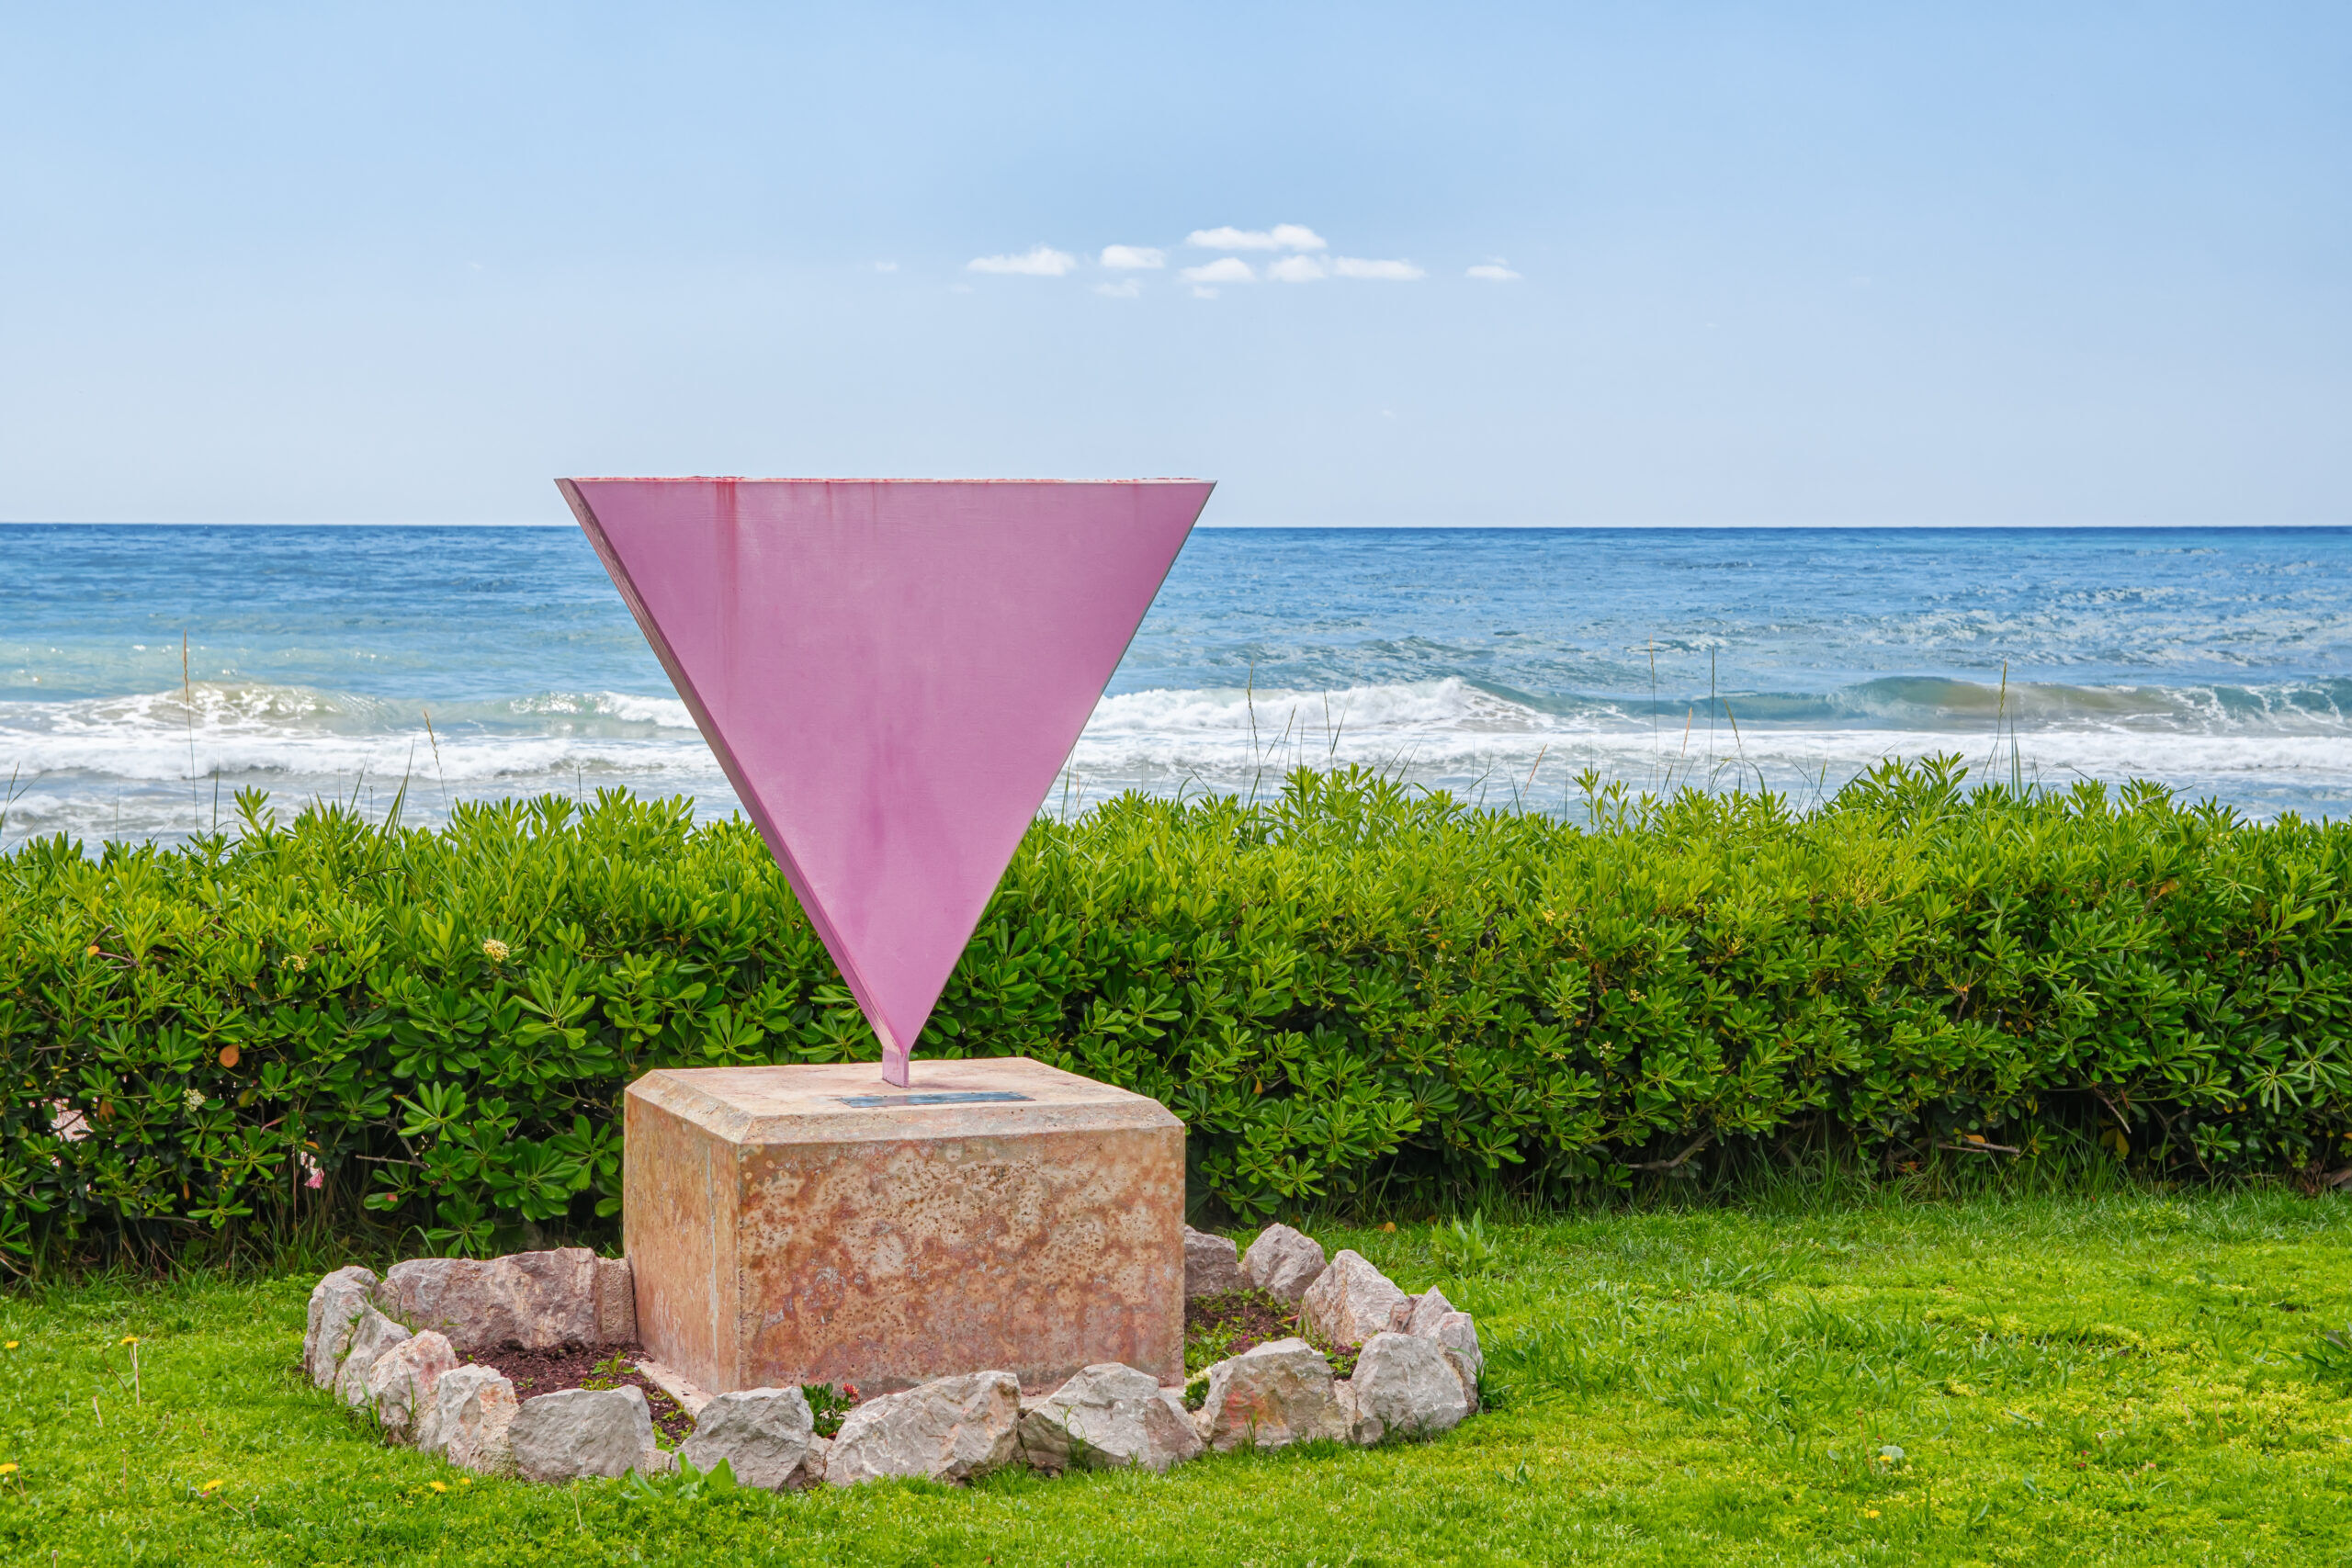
1192, 286, 1221, 299
874, 260, 899, 273
1180, 257, 1255, 285
1268, 255, 1327, 283
1186, 224, 1327, 252
967, 245, 1078, 276
1099, 244, 1165, 270
1332, 257, 1425, 281
1094, 278, 1142, 298
1466, 262, 1521, 281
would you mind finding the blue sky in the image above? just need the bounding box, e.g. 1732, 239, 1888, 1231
2, 3, 2346, 525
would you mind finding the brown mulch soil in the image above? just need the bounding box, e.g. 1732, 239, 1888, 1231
1185, 1288, 1360, 1380
468, 1341, 695, 1445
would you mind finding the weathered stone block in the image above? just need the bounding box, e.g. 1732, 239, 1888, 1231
512, 1386, 669, 1483
1182, 1226, 1242, 1298
679, 1388, 816, 1490
375, 1248, 597, 1353
1402, 1285, 1454, 1337
1192, 1337, 1351, 1451
1242, 1224, 1327, 1303
366, 1330, 458, 1443
1332, 1377, 1385, 1446
417, 1365, 519, 1473
1300, 1250, 1408, 1348
334, 1307, 413, 1407
304, 1266, 379, 1389
593, 1255, 637, 1345
1423, 1310, 1484, 1382
826, 1370, 1024, 1485
796, 1434, 832, 1489
1351, 1331, 1470, 1436
624, 1058, 1184, 1394
1017, 1362, 1202, 1473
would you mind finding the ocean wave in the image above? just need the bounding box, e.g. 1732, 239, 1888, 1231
1084, 679, 1570, 738
6, 671, 2350, 843
5, 672, 2347, 783
1711, 676, 2352, 731
1067, 704, 2352, 785
1088, 675, 2352, 737
0, 682, 711, 784
504, 691, 697, 727
1057, 680, 2352, 819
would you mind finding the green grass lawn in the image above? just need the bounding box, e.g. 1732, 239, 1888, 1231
6, 1190, 2352, 1565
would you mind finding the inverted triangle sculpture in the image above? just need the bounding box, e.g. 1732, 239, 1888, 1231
559, 477, 1214, 1087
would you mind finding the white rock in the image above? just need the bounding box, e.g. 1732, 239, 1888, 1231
511, 1386, 669, 1483
1422, 1309, 1484, 1382
334, 1307, 413, 1406
1300, 1250, 1409, 1348
303, 1266, 379, 1389
826, 1371, 1023, 1486
417, 1365, 519, 1475
792, 1434, 831, 1490
364, 1330, 458, 1443
679, 1387, 815, 1490
1192, 1337, 1351, 1451
1402, 1286, 1455, 1337
375, 1248, 598, 1353
1331, 1377, 1385, 1446
593, 1255, 637, 1345
1241, 1224, 1327, 1303
1445, 1348, 1480, 1413
1182, 1226, 1243, 1298
1017, 1363, 1204, 1474
1350, 1331, 1471, 1437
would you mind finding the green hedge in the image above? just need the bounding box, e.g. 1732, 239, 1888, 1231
5, 761, 2350, 1270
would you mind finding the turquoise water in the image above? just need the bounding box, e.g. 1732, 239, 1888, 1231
4, 524, 2348, 843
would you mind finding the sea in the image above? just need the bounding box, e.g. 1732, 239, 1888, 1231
3, 524, 2348, 846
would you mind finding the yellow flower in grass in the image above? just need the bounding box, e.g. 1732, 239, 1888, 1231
119, 1335, 140, 1346
3, 1341, 17, 1349
201, 1479, 224, 1493
429, 1481, 447, 1493
1863, 1508, 1881, 1519
0, 1463, 17, 1475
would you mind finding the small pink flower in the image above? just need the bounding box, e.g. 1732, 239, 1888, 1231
300, 1151, 324, 1190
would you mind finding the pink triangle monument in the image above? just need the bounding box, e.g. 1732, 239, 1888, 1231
558, 477, 1214, 1086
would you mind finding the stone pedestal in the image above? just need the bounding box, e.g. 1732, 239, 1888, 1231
623, 1057, 1184, 1395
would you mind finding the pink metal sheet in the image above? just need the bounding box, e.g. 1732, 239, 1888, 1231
558, 477, 1213, 1086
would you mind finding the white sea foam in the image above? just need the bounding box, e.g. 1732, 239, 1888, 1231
0, 682, 718, 834
1057, 680, 2352, 818
1080, 679, 1574, 739
507, 690, 697, 727
6, 674, 2349, 847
